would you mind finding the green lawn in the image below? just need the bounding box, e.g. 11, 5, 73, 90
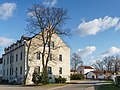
95, 83, 120, 90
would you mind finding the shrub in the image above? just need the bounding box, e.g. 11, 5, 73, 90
115, 76, 120, 88
55, 76, 67, 83
41, 67, 49, 85
32, 72, 42, 85
70, 74, 84, 80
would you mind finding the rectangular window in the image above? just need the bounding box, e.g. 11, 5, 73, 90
49, 54, 52, 61
10, 53, 12, 63
48, 67, 52, 74
36, 52, 41, 60
16, 54, 18, 61
59, 54, 62, 61
3, 70, 5, 75
7, 56, 9, 64
20, 66, 22, 74
7, 69, 8, 75
51, 42, 54, 48
16, 67, 17, 77
10, 68, 11, 75
4, 59, 5, 65
12, 68, 13, 75
12, 55, 14, 63
20, 52, 22, 60
59, 67, 62, 74
35, 66, 40, 73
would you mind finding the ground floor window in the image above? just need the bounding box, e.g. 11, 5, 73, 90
48, 67, 52, 74
59, 67, 62, 74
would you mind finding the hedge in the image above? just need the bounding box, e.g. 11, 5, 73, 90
55, 76, 67, 83
115, 76, 120, 88
70, 74, 84, 80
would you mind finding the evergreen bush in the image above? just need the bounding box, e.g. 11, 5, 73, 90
55, 76, 67, 83
115, 76, 120, 88
70, 74, 84, 80
32, 71, 42, 85
41, 66, 49, 85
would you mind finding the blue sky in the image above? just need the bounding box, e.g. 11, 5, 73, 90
1, 0, 120, 65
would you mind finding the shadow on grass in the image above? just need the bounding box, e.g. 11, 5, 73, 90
94, 83, 120, 90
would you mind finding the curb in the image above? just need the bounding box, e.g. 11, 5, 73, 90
46, 84, 72, 90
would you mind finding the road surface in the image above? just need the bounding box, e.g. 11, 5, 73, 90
0, 80, 106, 90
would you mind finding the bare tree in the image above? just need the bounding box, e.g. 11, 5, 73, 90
102, 56, 114, 71
71, 53, 83, 73
93, 55, 120, 73
25, 5, 70, 84
112, 55, 120, 73
93, 60, 104, 71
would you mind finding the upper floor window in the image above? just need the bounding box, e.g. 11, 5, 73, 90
59, 67, 62, 74
48, 67, 52, 74
51, 41, 54, 48
7, 69, 8, 75
20, 51, 22, 60
16, 54, 18, 62
4, 59, 5, 65
12, 55, 14, 63
7, 56, 9, 64
10, 68, 11, 75
20, 66, 22, 74
36, 52, 41, 60
49, 54, 52, 61
59, 54, 62, 61
3, 70, 5, 75
10, 54, 12, 63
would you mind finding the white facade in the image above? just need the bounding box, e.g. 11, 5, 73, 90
97, 74, 105, 79
78, 66, 94, 74
86, 72, 96, 79
2, 33, 70, 84
86, 71, 106, 79
0, 65, 2, 77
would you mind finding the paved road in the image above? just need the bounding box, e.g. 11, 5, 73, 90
0, 80, 106, 90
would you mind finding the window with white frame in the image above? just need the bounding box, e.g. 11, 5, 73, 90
35, 66, 40, 73
59, 67, 62, 74
48, 67, 52, 74
20, 66, 22, 74
36, 52, 41, 60
20, 51, 22, 60
49, 54, 52, 61
59, 54, 62, 61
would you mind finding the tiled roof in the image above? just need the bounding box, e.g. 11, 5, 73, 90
70, 69, 77, 72
79, 66, 94, 69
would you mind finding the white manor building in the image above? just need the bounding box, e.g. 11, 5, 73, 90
2, 33, 70, 84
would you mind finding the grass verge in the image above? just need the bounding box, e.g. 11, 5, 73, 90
95, 83, 120, 90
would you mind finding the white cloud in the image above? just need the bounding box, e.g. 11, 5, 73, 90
76, 16, 120, 37
78, 46, 96, 57
43, 0, 57, 7
88, 56, 97, 65
0, 37, 14, 46
0, 2, 16, 20
101, 46, 120, 57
